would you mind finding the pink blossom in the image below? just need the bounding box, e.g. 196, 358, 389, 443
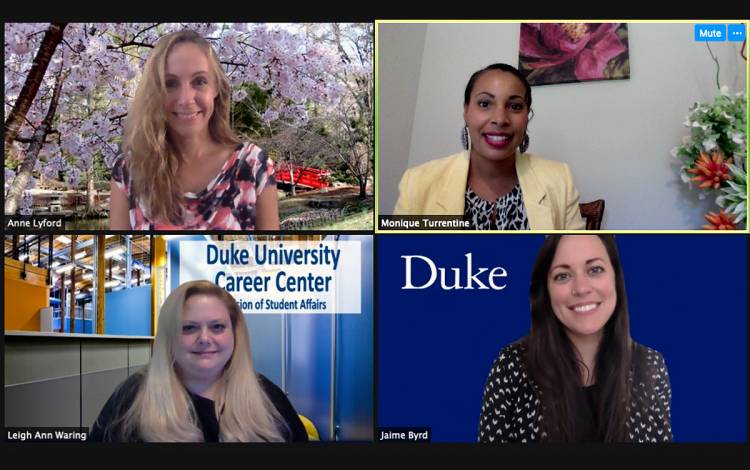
262, 108, 279, 122
20, 193, 33, 215
233, 89, 248, 102
520, 23, 627, 81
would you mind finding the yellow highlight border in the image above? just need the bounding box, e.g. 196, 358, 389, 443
373, 19, 750, 235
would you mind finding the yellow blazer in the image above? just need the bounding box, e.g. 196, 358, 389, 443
394, 150, 585, 230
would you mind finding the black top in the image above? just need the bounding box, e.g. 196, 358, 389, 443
575, 384, 600, 442
478, 341, 672, 443
89, 372, 308, 442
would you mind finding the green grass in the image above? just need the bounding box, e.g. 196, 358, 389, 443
65, 216, 110, 230
279, 191, 374, 230
316, 209, 374, 230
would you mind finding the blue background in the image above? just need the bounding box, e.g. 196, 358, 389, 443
105, 284, 152, 336
377, 234, 747, 442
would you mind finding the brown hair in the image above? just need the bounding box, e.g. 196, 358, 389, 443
524, 235, 631, 442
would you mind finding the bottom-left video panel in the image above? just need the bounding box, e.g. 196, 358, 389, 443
4, 233, 373, 442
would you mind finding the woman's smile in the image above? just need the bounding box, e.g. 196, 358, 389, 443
483, 132, 513, 149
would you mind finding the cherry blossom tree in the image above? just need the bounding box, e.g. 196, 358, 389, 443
298, 23, 373, 199
256, 23, 374, 199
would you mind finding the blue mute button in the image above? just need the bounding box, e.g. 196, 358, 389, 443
694, 24, 726, 42
727, 24, 746, 42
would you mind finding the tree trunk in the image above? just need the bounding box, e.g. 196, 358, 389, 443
5, 70, 65, 215
359, 176, 367, 199
290, 166, 296, 196
4, 23, 67, 153
288, 152, 298, 196
87, 171, 96, 214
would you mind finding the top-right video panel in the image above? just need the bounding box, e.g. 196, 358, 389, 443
376, 21, 748, 231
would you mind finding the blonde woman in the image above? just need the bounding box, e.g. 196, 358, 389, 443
90, 280, 306, 442
109, 30, 279, 230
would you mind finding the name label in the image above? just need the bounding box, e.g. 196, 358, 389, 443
4, 216, 64, 232
5, 427, 88, 442
378, 427, 431, 442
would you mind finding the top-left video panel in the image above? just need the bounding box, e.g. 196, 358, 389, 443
4, 23, 374, 232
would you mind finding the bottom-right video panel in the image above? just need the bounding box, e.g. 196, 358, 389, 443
377, 234, 746, 443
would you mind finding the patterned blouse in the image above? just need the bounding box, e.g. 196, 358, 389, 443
111, 142, 276, 230
478, 341, 672, 443
464, 184, 530, 230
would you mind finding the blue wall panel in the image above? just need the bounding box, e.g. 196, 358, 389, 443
58, 318, 94, 334
335, 235, 374, 441
287, 313, 333, 440
246, 314, 283, 388
105, 285, 152, 336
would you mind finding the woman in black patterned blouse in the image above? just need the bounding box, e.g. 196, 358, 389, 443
479, 235, 672, 442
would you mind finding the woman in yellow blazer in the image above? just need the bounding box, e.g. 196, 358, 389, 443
394, 64, 585, 230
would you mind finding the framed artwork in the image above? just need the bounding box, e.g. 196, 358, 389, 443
519, 23, 630, 86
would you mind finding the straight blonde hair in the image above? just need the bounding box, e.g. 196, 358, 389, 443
122, 30, 240, 225
118, 280, 287, 441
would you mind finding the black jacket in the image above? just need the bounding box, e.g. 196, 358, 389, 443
478, 341, 672, 442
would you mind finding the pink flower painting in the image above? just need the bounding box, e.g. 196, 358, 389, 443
519, 23, 630, 86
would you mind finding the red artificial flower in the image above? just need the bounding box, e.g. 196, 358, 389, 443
687, 151, 731, 189
703, 209, 737, 230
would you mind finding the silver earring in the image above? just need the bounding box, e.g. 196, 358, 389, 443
461, 124, 471, 150
519, 132, 530, 153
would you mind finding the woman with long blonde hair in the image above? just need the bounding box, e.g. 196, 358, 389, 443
90, 280, 306, 441
110, 29, 279, 230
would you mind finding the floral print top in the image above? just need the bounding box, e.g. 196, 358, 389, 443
111, 142, 276, 230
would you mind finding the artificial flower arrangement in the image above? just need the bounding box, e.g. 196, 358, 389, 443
672, 86, 747, 229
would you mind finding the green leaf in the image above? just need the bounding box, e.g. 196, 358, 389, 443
726, 180, 744, 193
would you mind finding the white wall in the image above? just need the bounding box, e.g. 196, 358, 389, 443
377, 22, 747, 229
377, 23, 427, 215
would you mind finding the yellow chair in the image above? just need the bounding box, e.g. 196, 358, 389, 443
298, 414, 320, 441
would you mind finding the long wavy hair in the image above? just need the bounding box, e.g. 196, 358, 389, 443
118, 280, 287, 442
122, 30, 240, 225
523, 235, 632, 442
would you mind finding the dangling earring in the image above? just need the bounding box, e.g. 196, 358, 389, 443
519, 132, 530, 153
461, 124, 471, 151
